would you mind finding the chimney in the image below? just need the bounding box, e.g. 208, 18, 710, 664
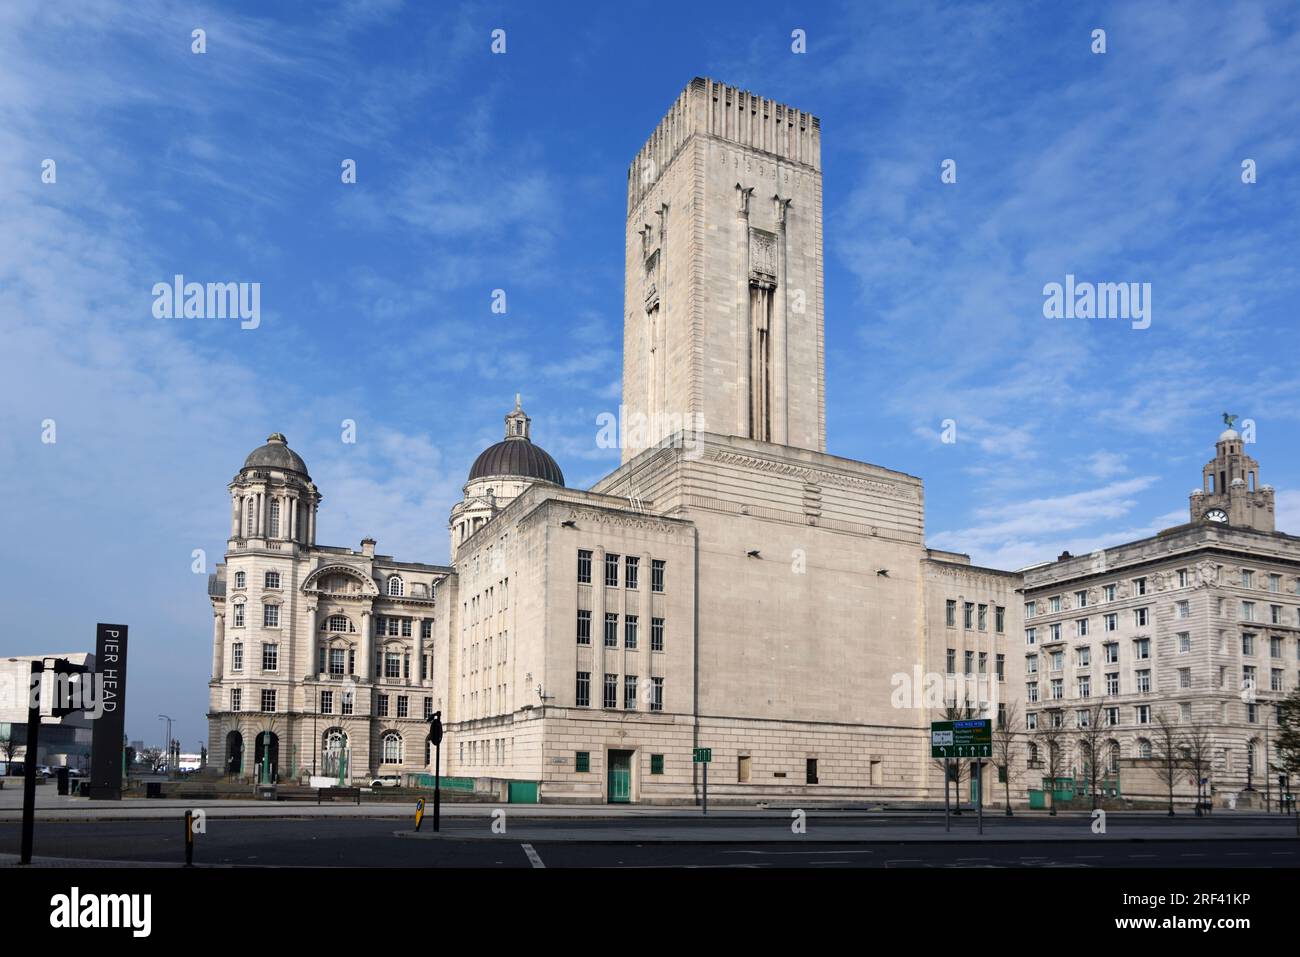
361, 538, 376, 558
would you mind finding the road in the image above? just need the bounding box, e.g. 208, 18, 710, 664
1, 812, 1296, 867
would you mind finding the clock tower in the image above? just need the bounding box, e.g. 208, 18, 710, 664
1189, 418, 1274, 531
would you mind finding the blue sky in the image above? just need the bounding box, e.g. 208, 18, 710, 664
2, 0, 1298, 747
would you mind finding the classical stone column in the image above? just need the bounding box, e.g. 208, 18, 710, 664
212, 611, 226, 680
230, 496, 240, 538
289, 494, 299, 543
359, 610, 372, 682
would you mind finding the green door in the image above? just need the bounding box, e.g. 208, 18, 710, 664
607, 750, 633, 803
508, 781, 538, 804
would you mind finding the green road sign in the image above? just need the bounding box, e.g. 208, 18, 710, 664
930, 719, 992, 759
693, 748, 712, 764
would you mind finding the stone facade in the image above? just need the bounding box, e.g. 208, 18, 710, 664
1021, 428, 1299, 806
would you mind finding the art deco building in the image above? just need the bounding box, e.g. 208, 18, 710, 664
205, 80, 1298, 808
205, 78, 1020, 803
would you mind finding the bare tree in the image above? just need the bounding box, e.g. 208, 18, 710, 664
140, 747, 165, 772
0, 732, 19, 771
992, 701, 1021, 816
1152, 710, 1186, 816
1181, 716, 1215, 816
1035, 711, 1068, 815
1076, 700, 1108, 811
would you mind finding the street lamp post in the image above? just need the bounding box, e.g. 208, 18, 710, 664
158, 714, 174, 776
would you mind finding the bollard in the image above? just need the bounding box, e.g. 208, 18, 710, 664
184, 809, 194, 866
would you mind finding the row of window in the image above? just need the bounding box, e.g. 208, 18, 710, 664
944, 650, 1006, 678
1029, 663, 1293, 702
574, 672, 664, 710
577, 550, 666, 591
1028, 571, 1300, 620
575, 611, 665, 651
944, 601, 1006, 633
230, 571, 427, 600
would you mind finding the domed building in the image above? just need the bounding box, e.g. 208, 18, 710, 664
449, 396, 564, 558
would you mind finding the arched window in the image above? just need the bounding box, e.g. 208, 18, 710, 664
387, 576, 405, 597
234, 570, 246, 589
382, 732, 403, 765
1028, 743, 1039, 765
269, 500, 280, 537
245, 498, 256, 536
1107, 741, 1120, 773
1137, 738, 1152, 759
322, 615, 352, 634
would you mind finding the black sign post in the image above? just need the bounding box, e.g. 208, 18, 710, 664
89, 624, 129, 800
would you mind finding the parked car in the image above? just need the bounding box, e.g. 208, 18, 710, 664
67, 768, 86, 778
35, 765, 52, 779
369, 774, 402, 788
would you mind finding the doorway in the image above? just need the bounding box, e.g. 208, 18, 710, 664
607, 750, 633, 803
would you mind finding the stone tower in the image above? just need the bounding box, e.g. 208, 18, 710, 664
621, 77, 826, 462
1189, 420, 1274, 531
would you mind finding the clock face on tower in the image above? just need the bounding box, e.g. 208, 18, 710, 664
1203, 508, 1228, 524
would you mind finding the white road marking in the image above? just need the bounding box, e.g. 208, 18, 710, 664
521, 843, 545, 868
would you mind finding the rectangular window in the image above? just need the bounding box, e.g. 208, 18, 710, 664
603, 673, 618, 709
946, 648, 956, 673
1025, 712, 1038, 731
625, 615, 638, 650
261, 688, 276, 712
1176, 600, 1190, 619
1135, 638, 1150, 660
650, 677, 663, 712
1178, 569, 1189, 588
577, 549, 592, 584
1135, 670, 1151, 693
624, 675, 637, 710
806, 758, 818, 785
651, 559, 666, 592
575, 672, 591, 708
1025, 600, 1037, 619
1242, 570, 1255, 588
1078, 676, 1091, 698
1077, 618, 1089, 637
261, 643, 278, 671
1026, 655, 1038, 675
348, 648, 355, 675
342, 693, 353, 715
1134, 608, 1149, 627
1049, 623, 1062, 642
1026, 683, 1039, 703
1104, 642, 1119, 664
1178, 668, 1191, 690
1178, 633, 1191, 655
650, 754, 664, 775
964, 602, 974, 628
995, 605, 1005, 633
946, 600, 956, 627
978, 604, 987, 630
421, 619, 433, 639
385, 653, 401, 678
233, 603, 245, 628
397, 696, 409, 718
423, 697, 432, 720
1270, 636, 1282, 658
1050, 678, 1063, 699
1136, 705, 1150, 724
1025, 628, 1037, 647
978, 651, 988, 674
1075, 590, 1088, 607
265, 571, 280, 589
1269, 573, 1281, 593
328, 648, 345, 675
1049, 596, 1062, 613
1077, 646, 1091, 667
1271, 668, 1284, 692
605, 553, 620, 587
964, 650, 975, 674
1241, 601, 1256, 622
1105, 706, 1119, 726
263, 604, 279, 628
1103, 584, 1117, 602
1133, 577, 1147, 596
377, 694, 389, 717
1242, 633, 1255, 656
575, 751, 590, 773
1104, 613, 1117, 632
231, 688, 242, 711
1271, 605, 1284, 625
651, 617, 664, 652
604, 613, 618, 648
1106, 672, 1119, 695
576, 609, 591, 645
401, 618, 412, 638
996, 653, 1005, 681
232, 642, 243, 672
625, 556, 639, 589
